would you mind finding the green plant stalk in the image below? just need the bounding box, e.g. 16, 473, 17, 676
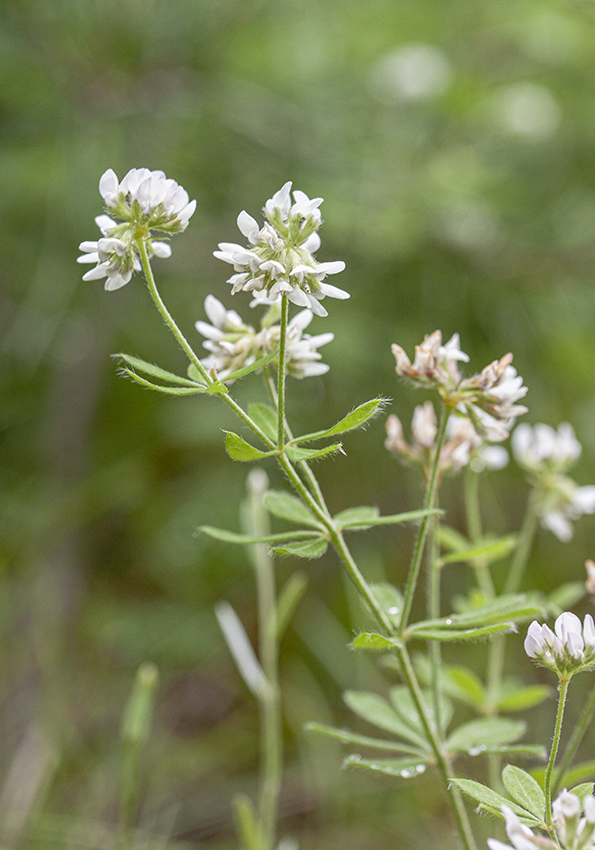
553, 679, 595, 798
276, 294, 289, 449
118, 739, 139, 850
139, 270, 476, 850
464, 468, 495, 601
245, 478, 282, 850
399, 405, 448, 631
545, 678, 570, 831
427, 501, 443, 733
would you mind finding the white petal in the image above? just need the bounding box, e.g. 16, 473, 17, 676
288, 309, 313, 332
104, 270, 132, 290
317, 282, 350, 300
316, 261, 346, 275
99, 169, 119, 202
237, 210, 260, 242
307, 294, 328, 317
287, 287, 310, 307
82, 263, 109, 280
303, 232, 321, 253
204, 294, 227, 327
152, 241, 172, 258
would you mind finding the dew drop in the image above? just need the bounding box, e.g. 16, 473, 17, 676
350, 754, 361, 762
445, 618, 452, 625
388, 606, 400, 615
400, 769, 412, 778
416, 764, 426, 774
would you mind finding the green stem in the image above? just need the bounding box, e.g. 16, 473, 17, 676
505, 491, 539, 595
545, 678, 570, 830
276, 294, 289, 450
464, 468, 495, 601
399, 405, 448, 631
245, 474, 282, 850
427, 500, 443, 733
553, 679, 595, 798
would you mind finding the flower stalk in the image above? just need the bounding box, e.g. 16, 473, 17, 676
545, 677, 570, 831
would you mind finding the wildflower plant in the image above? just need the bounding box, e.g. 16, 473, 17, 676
82, 170, 595, 850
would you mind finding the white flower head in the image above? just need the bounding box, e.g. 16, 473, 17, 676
487, 804, 551, 850
261, 309, 334, 378
78, 168, 195, 290
512, 423, 595, 541
524, 613, 595, 678
214, 182, 348, 317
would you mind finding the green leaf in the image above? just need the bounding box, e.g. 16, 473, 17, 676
502, 765, 545, 820
344, 755, 428, 778
290, 398, 387, 443
451, 779, 540, 824
439, 535, 517, 566
409, 594, 546, 631
121, 369, 208, 394
344, 691, 429, 749
547, 582, 586, 614
436, 525, 470, 552
264, 490, 323, 528
248, 403, 278, 442
276, 572, 308, 639
220, 350, 278, 382
369, 582, 404, 628
446, 718, 526, 754
352, 632, 398, 651
446, 667, 486, 709
497, 685, 551, 713
390, 686, 454, 737
471, 744, 546, 759
225, 432, 273, 462
333, 506, 380, 529
285, 443, 344, 462
306, 723, 426, 755
188, 363, 207, 383
569, 782, 594, 800
205, 381, 229, 394
271, 538, 328, 559
116, 353, 204, 386
199, 526, 315, 545
407, 623, 515, 642
233, 793, 262, 850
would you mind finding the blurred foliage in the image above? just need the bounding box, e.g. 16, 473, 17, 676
2, 0, 595, 846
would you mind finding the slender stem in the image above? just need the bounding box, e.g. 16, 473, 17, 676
464, 468, 495, 601
245, 474, 282, 850
276, 294, 289, 450
545, 678, 570, 829
137, 239, 211, 384
505, 491, 539, 595
553, 679, 595, 797
427, 499, 443, 733
399, 405, 448, 631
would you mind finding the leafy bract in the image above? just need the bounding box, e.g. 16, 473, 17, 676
225, 432, 273, 461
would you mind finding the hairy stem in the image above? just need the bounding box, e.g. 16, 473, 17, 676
276, 294, 289, 450
545, 678, 570, 830
553, 679, 595, 798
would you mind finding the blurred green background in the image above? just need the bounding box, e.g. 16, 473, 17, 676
3, 0, 595, 847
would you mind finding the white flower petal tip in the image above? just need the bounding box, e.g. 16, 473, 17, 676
524, 612, 595, 676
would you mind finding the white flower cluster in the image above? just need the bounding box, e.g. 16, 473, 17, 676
214, 182, 348, 317
488, 793, 595, 850
195, 295, 333, 381
512, 423, 595, 542
385, 402, 508, 477
391, 331, 528, 442
78, 168, 196, 290
524, 612, 595, 678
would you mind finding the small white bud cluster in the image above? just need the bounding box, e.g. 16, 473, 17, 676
78, 168, 196, 290
385, 403, 508, 478
512, 423, 595, 542
214, 182, 348, 317
488, 793, 595, 850
524, 612, 595, 678
195, 295, 333, 381
391, 331, 527, 443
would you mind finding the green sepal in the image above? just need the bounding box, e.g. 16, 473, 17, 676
271, 538, 328, 559
343, 755, 428, 779
199, 526, 315, 545
225, 432, 273, 462
306, 723, 426, 756
289, 398, 387, 443
438, 535, 517, 567
451, 779, 541, 825
116, 353, 205, 386
501, 765, 545, 820
285, 443, 344, 462
248, 403, 278, 442
446, 718, 526, 754
264, 490, 324, 528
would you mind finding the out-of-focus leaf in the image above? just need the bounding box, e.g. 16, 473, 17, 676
445, 667, 486, 708
264, 490, 323, 528
437, 525, 470, 552
343, 755, 428, 778
369, 582, 404, 628
306, 723, 425, 755
220, 350, 278, 381
547, 582, 586, 614
333, 506, 380, 528
446, 718, 526, 753
248, 403, 278, 442
344, 691, 429, 748
497, 685, 551, 712
215, 602, 266, 697
199, 526, 315, 545
439, 535, 517, 566
276, 573, 308, 639
233, 793, 262, 850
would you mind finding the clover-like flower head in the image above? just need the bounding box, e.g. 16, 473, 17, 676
524, 612, 595, 679
213, 182, 348, 317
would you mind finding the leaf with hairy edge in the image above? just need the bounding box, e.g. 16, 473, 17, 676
306, 723, 426, 756
264, 490, 324, 528
290, 398, 387, 443
116, 353, 204, 386
271, 538, 328, 559
344, 755, 428, 778
285, 444, 344, 462
446, 718, 526, 754
333, 506, 380, 528
439, 535, 517, 566
121, 369, 209, 394
276, 573, 308, 639
407, 623, 515, 642
502, 765, 545, 820
206, 381, 229, 394
344, 691, 429, 748
199, 527, 315, 545
410, 595, 546, 631
451, 779, 540, 825
220, 350, 278, 382
248, 403, 278, 442
225, 432, 273, 461
352, 633, 398, 650
497, 685, 551, 712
